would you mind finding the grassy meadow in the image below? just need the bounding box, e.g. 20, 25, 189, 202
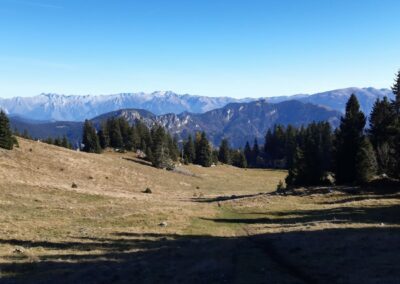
0, 138, 399, 283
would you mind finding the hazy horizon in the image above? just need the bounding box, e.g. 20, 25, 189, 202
0, 85, 393, 100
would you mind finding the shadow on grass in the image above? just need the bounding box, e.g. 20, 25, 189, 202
122, 157, 153, 168
2, 205, 400, 283
203, 204, 400, 227
318, 193, 400, 205
192, 193, 264, 203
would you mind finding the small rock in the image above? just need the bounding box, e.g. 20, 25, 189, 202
143, 188, 152, 194
71, 182, 78, 188
159, 221, 168, 227
13, 246, 25, 254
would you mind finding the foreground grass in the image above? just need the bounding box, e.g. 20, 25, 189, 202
0, 138, 399, 283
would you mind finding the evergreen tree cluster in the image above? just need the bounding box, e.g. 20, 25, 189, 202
286, 122, 333, 186
216, 137, 247, 168
243, 125, 305, 169
182, 132, 214, 167
81, 117, 179, 168
43, 135, 73, 149
368, 70, 400, 179
286, 69, 400, 187
182, 135, 247, 168
286, 94, 379, 187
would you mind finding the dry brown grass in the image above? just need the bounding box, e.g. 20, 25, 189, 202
0, 138, 399, 283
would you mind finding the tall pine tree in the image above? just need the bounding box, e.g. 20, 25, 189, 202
368, 97, 396, 174
391, 70, 400, 177
218, 138, 231, 164
244, 141, 252, 167
183, 135, 196, 163
82, 120, 101, 153
195, 132, 212, 167
0, 111, 14, 150
355, 138, 377, 183
334, 94, 366, 184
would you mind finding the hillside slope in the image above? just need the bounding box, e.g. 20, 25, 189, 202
0, 139, 399, 283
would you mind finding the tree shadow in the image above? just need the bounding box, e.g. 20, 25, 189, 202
318, 193, 400, 205
192, 193, 264, 203
2, 204, 400, 283
203, 204, 400, 227
122, 157, 153, 168
2, 226, 400, 283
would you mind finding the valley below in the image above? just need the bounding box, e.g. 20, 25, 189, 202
0, 138, 399, 283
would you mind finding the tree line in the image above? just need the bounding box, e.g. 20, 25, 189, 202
82, 116, 248, 169
82, 117, 182, 168
236, 70, 400, 187
286, 71, 400, 187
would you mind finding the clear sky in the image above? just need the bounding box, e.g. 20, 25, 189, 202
0, 0, 399, 98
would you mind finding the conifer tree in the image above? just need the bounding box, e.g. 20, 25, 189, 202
61, 135, 70, 148
183, 135, 196, 163
392, 70, 400, 115
391, 70, 400, 177
286, 146, 306, 186
355, 138, 377, 183
82, 120, 101, 153
167, 135, 179, 161
211, 149, 219, 165
151, 125, 170, 168
0, 110, 14, 150
368, 97, 395, 174
286, 122, 332, 186
195, 132, 212, 167
118, 117, 131, 150
334, 94, 366, 184
252, 138, 260, 166
244, 141, 252, 166
218, 138, 231, 164
145, 144, 153, 162
54, 137, 61, 146
231, 150, 247, 168
98, 122, 110, 149
285, 125, 297, 169
108, 118, 123, 149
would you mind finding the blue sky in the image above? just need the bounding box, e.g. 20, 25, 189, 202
0, 0, 399, 98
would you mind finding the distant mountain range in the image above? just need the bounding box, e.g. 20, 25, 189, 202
10, 99, 342, 148
0, 87, 393, 122
265, 87, 393, 115
1, 91, 251, 121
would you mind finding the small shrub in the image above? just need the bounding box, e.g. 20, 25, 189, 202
71, 182, 78, 188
